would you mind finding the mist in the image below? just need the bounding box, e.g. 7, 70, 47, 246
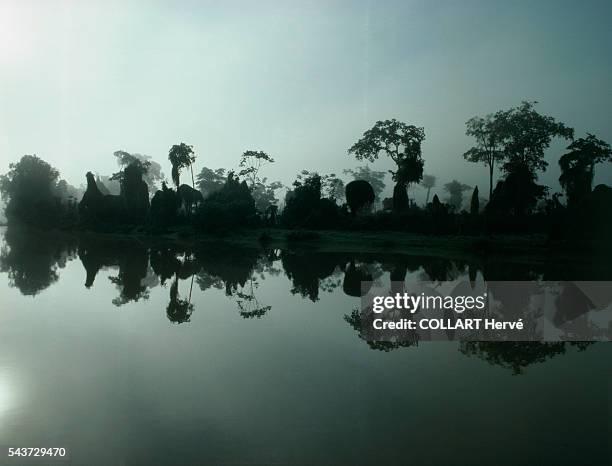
1, 0, 611, 204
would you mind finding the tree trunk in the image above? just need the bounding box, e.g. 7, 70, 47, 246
426, 187, 431, 204
392, 182, 409, 212
489, 161, 494, 200
190, 165, 195, 189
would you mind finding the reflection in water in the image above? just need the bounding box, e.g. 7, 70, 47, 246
1, 226, 610, 373
460, 341, 594, 375
167, 275, 194, 324
0, 227, 77, 295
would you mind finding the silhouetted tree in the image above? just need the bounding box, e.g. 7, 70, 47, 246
0, 155, 62, 225
177, 184, 204, 217
251, 179, 283, 213
237, 151, 282, 214
112, 151, 164, 194
348, 119, 425, 211
196, 167, 227, 197
463, 115, 505, 199
470, 186, 480, 214
345, 180, 375, 216
343, 166, 386, 202
150, 182, 181, 226
420, 174, 436, 204
559, 134, 612, 207
79, 172, 125, 224
121, 162, 150, 222
238, 150, 274, 187
443, 180, 471, 211
282, 172, 322, 227
197, 172, 256, 230
168, 143, 196, 188
497, 101, 574, 176
487, 163, 548, 216
321, 173, 345, 203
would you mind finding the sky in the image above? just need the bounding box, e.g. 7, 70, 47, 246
0, 0, 611, 203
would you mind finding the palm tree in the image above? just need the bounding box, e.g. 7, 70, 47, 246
421, 174, 436, 204
168, 143, 196, 188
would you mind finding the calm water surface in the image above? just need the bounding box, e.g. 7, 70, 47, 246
0, 227, 610, 465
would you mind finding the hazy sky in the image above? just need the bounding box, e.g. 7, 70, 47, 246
1, 0, 610, 202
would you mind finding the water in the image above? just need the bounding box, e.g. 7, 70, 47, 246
0, 226, 610, 465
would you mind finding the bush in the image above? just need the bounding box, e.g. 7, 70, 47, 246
195, 172, 258, 231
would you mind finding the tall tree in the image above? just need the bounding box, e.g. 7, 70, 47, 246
463, 114, 504, 199
559, 134, 612, 206
112, 151, 164, 194
348, 119, 425, 210
0, 155, 59, 222
420, 174, 437, 204
496, 101, 574, 176
343, 165, 386, 201
443, 180, 471, 212
238, 151, 283, 212
196, 167, 227, 197
238, 150, 275, 188
168, 143, 196, 188
322, 173, 345, 203
470, 186, 480, 214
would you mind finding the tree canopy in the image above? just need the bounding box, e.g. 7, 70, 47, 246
238, 150, 275, 188
343, 166, 386, 201
496, 101, 574, 175
348, 119, 425, 209
559, 133, 612, 206
168, 143, 196, 187
196, 167, 227, 197
0, 155, 63, 223
111, 151, 164, 193
443, 180, 472, 211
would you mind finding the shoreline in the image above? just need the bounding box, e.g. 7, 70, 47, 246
3, 223, 607, 266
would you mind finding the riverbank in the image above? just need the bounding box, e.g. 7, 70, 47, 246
64, 225, 609, 265
3, 222, 608, 259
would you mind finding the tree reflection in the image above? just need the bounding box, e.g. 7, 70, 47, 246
0, 228, 609, 380
281, 251, 340, 301
166, 275, 194, 324
460, 341, 594, 375
109, 246, 150, 306
0, 227, 76, 295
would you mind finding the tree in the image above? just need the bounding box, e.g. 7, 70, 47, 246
559, 134, 612, 207
470, 186, 479, 214
197, 172, 257, 230
251, 178, 284, 213
238, 150, 274, 188
322, 174, 344, 202
294, 171, 343, 203
237, 151, 283, 212
487, 165, 548, 215
345, 180, 375, 216
282, 172, 322, 227
168, 143, 196, 188
343, 166, 386, 201
443, 180, 471, 211
196, 167, 227, 197
0, 155, 60, 223
348, 119, 425, 210
420, 174, 436, 204
111, 151, 164, 194
463, 114, 505, 199
496, 101, 574, 176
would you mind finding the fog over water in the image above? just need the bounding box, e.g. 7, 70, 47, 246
1, 0, 611, 203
